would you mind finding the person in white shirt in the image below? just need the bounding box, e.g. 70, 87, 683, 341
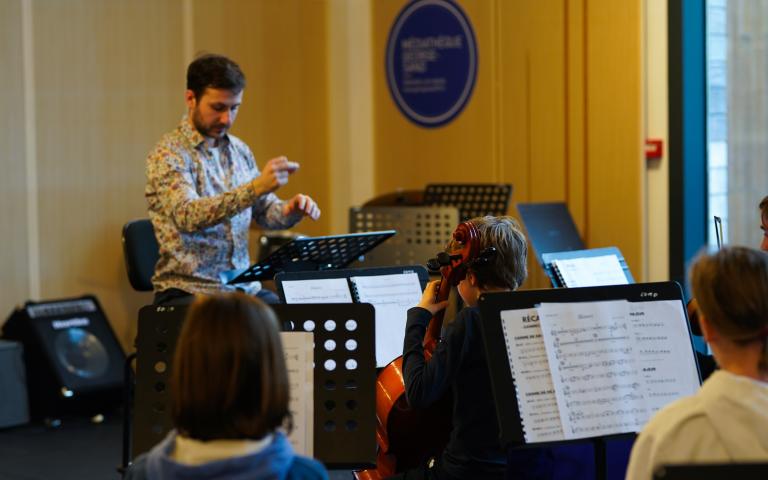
625, 246, 768, 480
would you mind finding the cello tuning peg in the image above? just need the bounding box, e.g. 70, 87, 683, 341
426, 258, 442, 272
436, 252, 453, 266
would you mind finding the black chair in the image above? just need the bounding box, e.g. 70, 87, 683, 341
121, 219, 159, 292
119, 218, 160, 476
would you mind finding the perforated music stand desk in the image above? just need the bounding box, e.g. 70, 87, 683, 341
222, 230, 396, 284
517, 202, 585, 267
542, 247, 635, 288
349, 206, 458, 268
133, 303, 376, 468
275, 265, 430, 368
424, 183, 513, 221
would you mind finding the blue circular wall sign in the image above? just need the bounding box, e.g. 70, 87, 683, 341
386, 0, 478, 128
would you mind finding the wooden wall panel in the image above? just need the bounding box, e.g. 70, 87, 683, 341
372, 0, 498, 192
372, 0, 645, 286
192, 0, 330, 238
498, 0, 567, 203
32, 0, 185, 347
586, 0, 644, 278
497, 0, 568, 289
565, 0, 587, 232
0, 0, 30, 324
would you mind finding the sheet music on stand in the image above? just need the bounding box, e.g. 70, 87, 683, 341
477, 282, 701, 447
542, 247, 634, 288
280, 331, 314, 456
221, 230, 396, 284
275, 266, 429, 367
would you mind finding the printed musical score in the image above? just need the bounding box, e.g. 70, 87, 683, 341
350, 272, 423, 367
500, 308, 564, 442
538, 300, 647, 439
627, 300, 700, 413
500, 299, 700, 442
551, 254, 628, 287
281, 278, 353, 303
280, 332, 314, 456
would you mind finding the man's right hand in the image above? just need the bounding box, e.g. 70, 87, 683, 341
250, 156, 300, 195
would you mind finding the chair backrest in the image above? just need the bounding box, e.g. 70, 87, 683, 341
122, 219, 159, 292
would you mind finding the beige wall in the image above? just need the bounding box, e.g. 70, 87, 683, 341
0, 0, 332, 350
192, 0, 331, 240
0, 0, 30, 322
1, 0, 647, 348
373, 0, 645, 288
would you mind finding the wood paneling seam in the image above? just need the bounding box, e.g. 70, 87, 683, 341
21, 0, 40, 299
582, 0, 589, 245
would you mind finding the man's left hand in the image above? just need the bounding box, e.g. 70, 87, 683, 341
283, 194, 321, 221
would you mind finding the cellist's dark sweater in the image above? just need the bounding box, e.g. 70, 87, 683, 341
402, 306, 506, 479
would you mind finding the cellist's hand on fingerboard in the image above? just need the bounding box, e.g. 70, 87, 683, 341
417, 280, 449, 315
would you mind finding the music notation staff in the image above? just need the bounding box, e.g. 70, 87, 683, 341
280, 332, 314, 456
539, 300, 648, 439
500, 308, 565, 442
350, 272, 423, 367
282, 278, 354, 303
538, 299, 700, 440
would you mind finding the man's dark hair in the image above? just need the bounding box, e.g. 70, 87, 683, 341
186, 54, 246, 100
760, 195, 768, 220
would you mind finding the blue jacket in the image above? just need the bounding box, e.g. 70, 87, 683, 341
125, 431, 328, 480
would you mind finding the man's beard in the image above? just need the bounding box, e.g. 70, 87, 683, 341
191, 108, 227, 139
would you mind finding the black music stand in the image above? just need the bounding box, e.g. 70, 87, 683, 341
423, 183, 513, 221
477, 282, 701, 480
349, 206, 458, 268
517, 202, 585, 267
132, 303, 376, 469
275, 265, 430, 367
221, 231, 396, 284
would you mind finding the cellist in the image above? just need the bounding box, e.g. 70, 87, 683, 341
391, 216, 550, 480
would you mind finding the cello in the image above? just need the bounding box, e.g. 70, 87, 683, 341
356, 221, 481, 479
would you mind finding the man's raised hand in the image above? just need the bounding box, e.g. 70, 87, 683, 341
250, 156, 300, 195
283, 194, 321, 221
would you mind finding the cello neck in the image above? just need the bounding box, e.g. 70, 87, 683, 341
423, 268, 454, 353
